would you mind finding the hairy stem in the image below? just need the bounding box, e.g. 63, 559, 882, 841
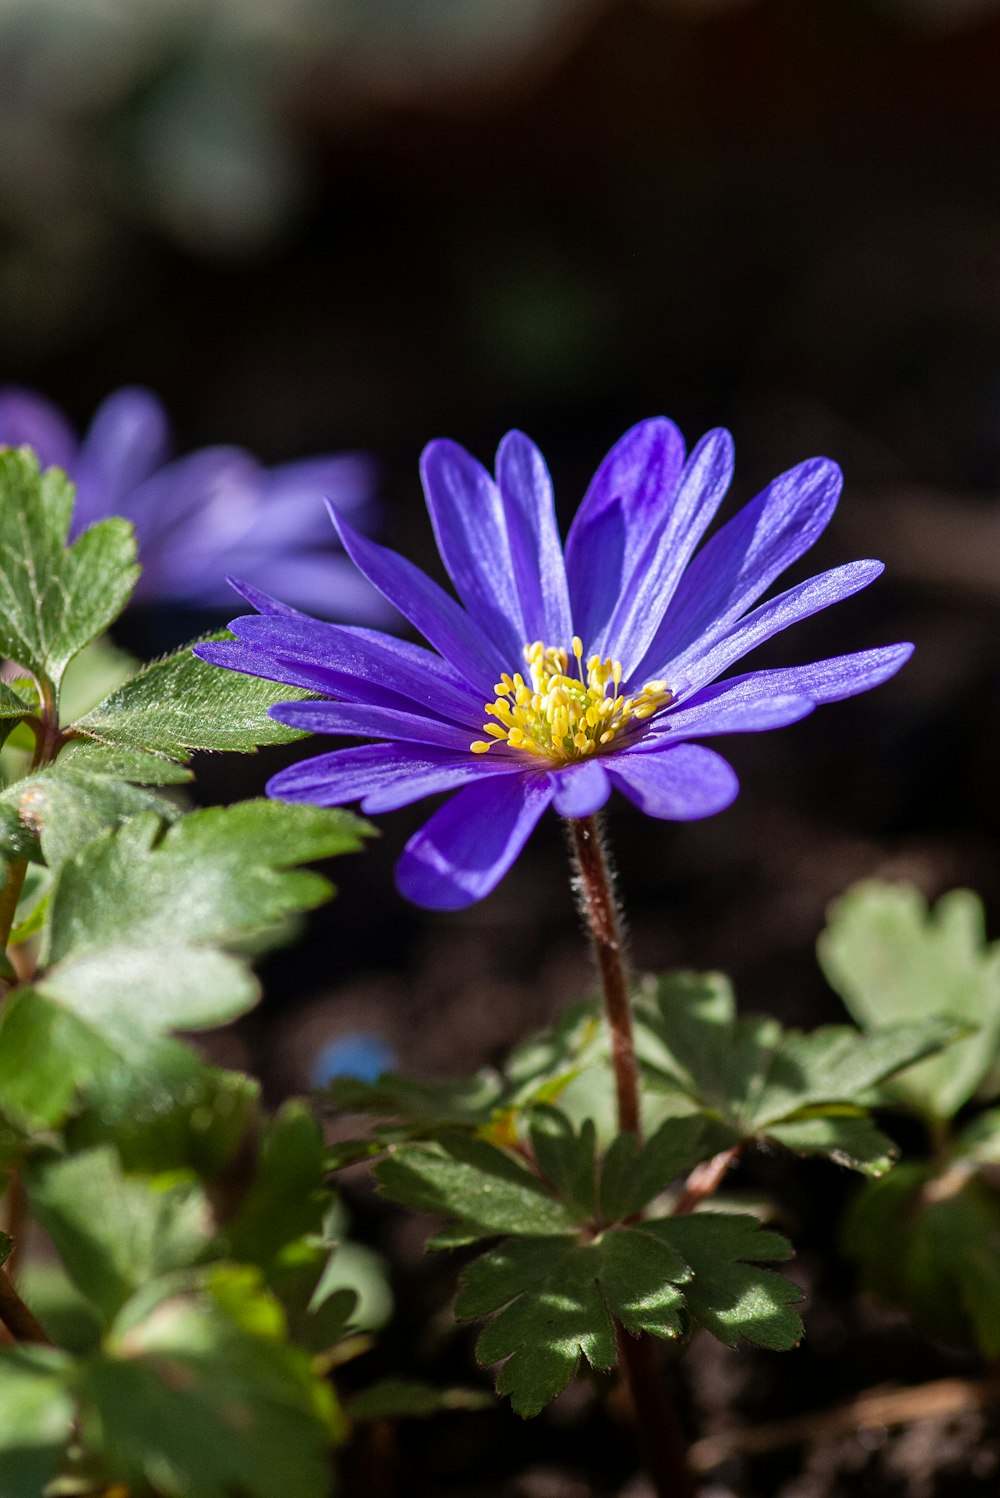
568, 816, 641, 1140
674, 1145, 743, 1216
567, 815, 694, 1498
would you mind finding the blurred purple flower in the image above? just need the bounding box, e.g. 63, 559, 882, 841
0, 384, 389, 622
196, 419, 913, 910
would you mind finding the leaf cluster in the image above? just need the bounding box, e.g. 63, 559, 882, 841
820, 881, 1000, 1356
0, 451, 390, 1496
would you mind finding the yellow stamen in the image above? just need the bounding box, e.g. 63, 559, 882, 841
470, 640, 673, 763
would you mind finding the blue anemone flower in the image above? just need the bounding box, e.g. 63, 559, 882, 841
196, 419, 913, 910
0, 384, 389, 621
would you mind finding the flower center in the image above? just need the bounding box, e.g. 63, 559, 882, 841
470, 636, 672, 763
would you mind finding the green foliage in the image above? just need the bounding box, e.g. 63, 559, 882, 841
0, 764, 179, 869
636, 970, 956, 1175
73, 638, 310, 762
346, 1377, 492, 1420
0, 1345, 75, 1498
456, 1229, 690, 1416
819, 882, 1000, 1121
76, 1267, 342, 1498
0, 448, 138, 692
653, 1214, 803, 1351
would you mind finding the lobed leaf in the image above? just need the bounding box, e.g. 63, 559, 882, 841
819, 882, 1000, 1120
73, 638, 311, 762
0, 765, 178, 870
456, 1228, 689, 1416
651, 1213, 803, 1351
0, 448, 139, 689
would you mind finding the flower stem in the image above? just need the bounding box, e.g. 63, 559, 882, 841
567, 816, 641, 1141
0, 1262, 50, 1344
567, 815, 694, 1498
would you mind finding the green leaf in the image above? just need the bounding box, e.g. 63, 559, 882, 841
843, 1165, 1000, 1356
652, 1213, 803, 1350
346, 1378, 492, 1421
765, 1114, 897, 1176
77, 1266, 340, 1498
636, 969, 956, 1168
73, 638, 311, 761
0, 765, 178, 869
66, 1052, 259, 1180
958, 1108, 1000, 1166
819, 882, 1000, 1120
59, 741, 194, 784
220, 1103, 330, 1270
326, 1069, 503, 1131
599, 1116, 722, 1223
376, 1134, 577, 1242
527, 1110, 597, 1221
456, 1227, 689, 1416
0, 448, 139, 688
0, 1345, 75, 1497
25, 1148, 211, 1324
28, 802, 369, 1047
0, 987, 116, 1132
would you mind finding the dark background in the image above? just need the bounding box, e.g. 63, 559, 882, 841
4, 4, 1000, 1490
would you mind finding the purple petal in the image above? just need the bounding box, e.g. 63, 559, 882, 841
270, 698, 482, 752
263, 453, 377, 521
549, 759, 612, 818
420, 438, 525, 661
639, 456, 843, 675
674, 644, 914, 711
496, 430, 572, 646
396, 773, 552, 910
268, 742, 517, 814
607, 743, 739, 820
226, 616, 483, 723
330, 507, 503, 685
664, 559, 885, 693
72, 387, 171, 527
633, 689, 815, 749
599, 428, 735, 674
188, 553, 396, 626
565, 417, 686, 647
225, 578, 314, 618
0, 387, 78, 471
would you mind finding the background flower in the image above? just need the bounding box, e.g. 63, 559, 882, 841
0, 384, 390, 622
197, 418, 912, 910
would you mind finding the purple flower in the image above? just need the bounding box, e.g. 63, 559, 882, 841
195, 419, 913, 910
0, 384, 388, 621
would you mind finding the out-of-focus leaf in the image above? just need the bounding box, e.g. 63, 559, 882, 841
765, 1114, 897, 1176
77, 1265, 341, 1498
819, 882, 1000, 1120
0, 765, 177, 869
0, 1345, 75, 1497
25, 1147, 210, 1324
59, 741, 193, 784
346, 1378, 492, 1421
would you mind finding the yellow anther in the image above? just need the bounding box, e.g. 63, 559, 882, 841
470, 639, 673, 763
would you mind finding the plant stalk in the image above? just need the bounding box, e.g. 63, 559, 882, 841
568, 816, 641, 1141
567, 814, 695, 1498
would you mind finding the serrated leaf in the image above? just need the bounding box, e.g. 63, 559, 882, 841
0, 1345, 75, 1497
77, 1266, 340, 1498
456, 1228, 688, 1416
25, 1147, 211, 1324
376, 1134, 577, 1241
599, 1116, 723, 1223
527, 1110, 597, 1221
0, 448, 139, 688
652, 1213, 803, 1350
23, 803, 369, 1047
73, 638, 311, 761
766, 1114, 897, 1176
59, 741, 193, 784
636, 970, 955, 1169
819, 882, 1000, 1120
0, 765, 178, 869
